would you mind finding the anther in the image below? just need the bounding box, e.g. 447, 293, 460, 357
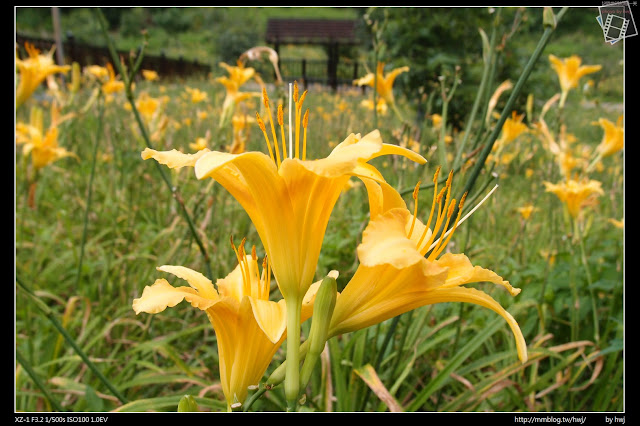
412, 181, 421, 200
433, 166, 441, 183
256, 112, 266, 132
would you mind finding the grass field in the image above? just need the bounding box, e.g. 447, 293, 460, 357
15, 7, 624, 414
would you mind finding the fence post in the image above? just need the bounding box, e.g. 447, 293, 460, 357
302, 58, 307, 90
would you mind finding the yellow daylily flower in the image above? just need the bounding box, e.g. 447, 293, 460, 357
219, 60, 256, 88
430, 113, 442, 130
184, 86, 209, 103
16, 102, 77, 171
132, 242, 327, 410
228, 113, 255, 154
535, 119, 585, 178
328, 175, 527, 363
353, 62, 409, 106
496, 111, 528, 148
142, 85, 426, 304
84, 65, 109, 81
593, 115, 623, 157
216, 62, 261, 127
189, 136, 209, 152
134, 91, 161, 124
141, 69, 159, 81
548, 54, 601, 107
360, 98, 388, 115
608, 218, 624, 229
517, 203, 539, 220
101, 63, 125, 95
543, 177, 604, 219
16, 42, 71, 108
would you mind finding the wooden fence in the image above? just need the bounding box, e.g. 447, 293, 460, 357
16, 33, 211, 79
16, 33, 363, 90
277, 57, 361, 90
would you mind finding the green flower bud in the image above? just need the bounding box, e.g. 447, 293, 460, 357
299, 275, 337, 389
177, 395, 199, 412
543, 7, 556, 29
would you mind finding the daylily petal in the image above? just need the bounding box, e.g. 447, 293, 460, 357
415, 286, 528, 362
248, 298, 287, 344
329, 262, 448, 337
357, 208, 427, 270
132, 278, 216, 314
141, 147, 211, 169
435, 252, 520, 296
361, 177, 407, 219
156, 265, 219, 300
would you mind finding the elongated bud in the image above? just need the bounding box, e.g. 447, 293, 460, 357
177, 395, 199, 412
71, 62, 81, 93
543, 7, 556, 29
299, 275, 337, 390
309, 276, 337, 353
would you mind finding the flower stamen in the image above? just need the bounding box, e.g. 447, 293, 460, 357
302, 108, 309, 161
256, 112, 276, 165
408, 180, 421, 238
262, 88, 282, 167
277, 104, 287, 159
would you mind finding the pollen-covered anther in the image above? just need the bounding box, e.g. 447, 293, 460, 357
408, 180, 422, 238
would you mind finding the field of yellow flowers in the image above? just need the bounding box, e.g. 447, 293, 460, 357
15, 7, 624, 415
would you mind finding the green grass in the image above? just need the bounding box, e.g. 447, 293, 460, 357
15, 7, 624, 414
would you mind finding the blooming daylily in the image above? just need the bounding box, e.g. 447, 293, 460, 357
216, 61, 261, 127
227, 113, 256, 154
132, 241, 332, 410
496, 111, 528, 148
16, 102, 77, 171
142, 84, 426, 305
535, 117, 585, 178
360, 98, 388, 115
16, 42, 71, 108
184, 86, 209, 104
101, 63, 125, 96
543, 177, 604, 219
327, 174, 528, 363
141, 69, 159, 81
593, 115, 623, 158
517, 204, 539, 221
353, 62, 409, 106
84, 65, 109, 81
548, 54, 601, 107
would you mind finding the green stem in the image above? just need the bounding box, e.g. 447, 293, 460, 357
16, 276, 129, 405
284, 296, 302, 411
437, 97, 449, 167
577, 221, 600, 343
453, 7, 568, 218
453, 12, 500, 169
